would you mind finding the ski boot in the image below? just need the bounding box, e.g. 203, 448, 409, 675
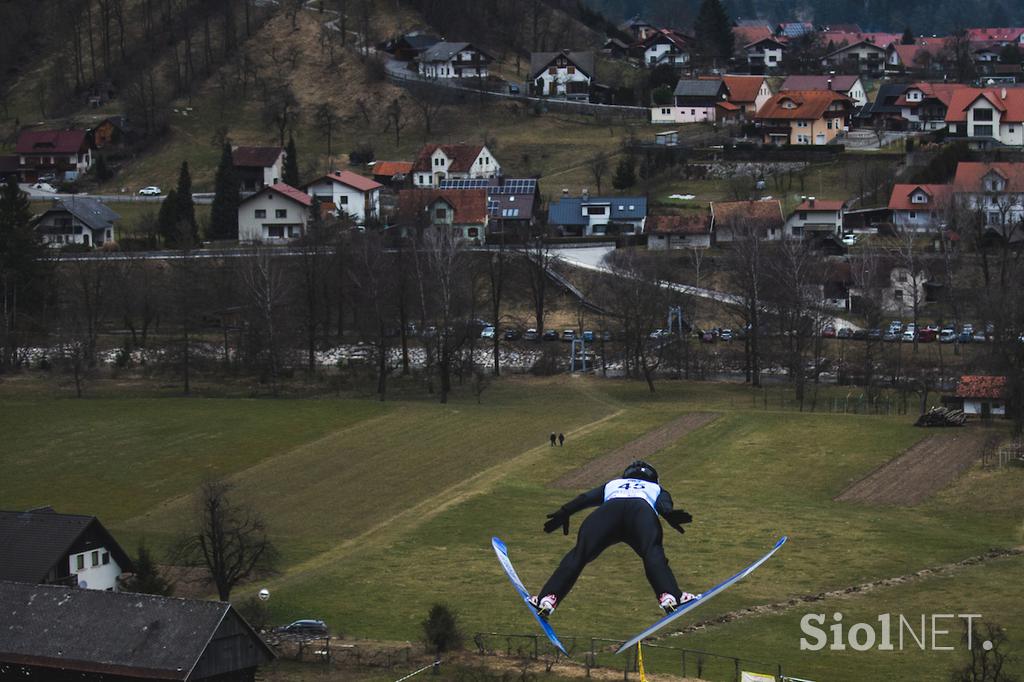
659, 591, 698, 615
529, 594, 558, 618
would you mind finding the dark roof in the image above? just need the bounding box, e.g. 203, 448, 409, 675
397, 32, 440, 50
412, 144, 486, 173
41, 197, 121, 232
529, 50, 595, 80
0, 581, 274, 680
674, 79, 727, 98
781, 74, 861, 93
418, 42, 492, 64
548, 195, 647, 226
0, 510, 132, 583
15, 129, 89, 155
862, 83, 910, 115
98, 115, 128, 131
231, 146, 283, 168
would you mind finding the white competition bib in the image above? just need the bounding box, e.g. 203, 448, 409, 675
603, 478, 661, 510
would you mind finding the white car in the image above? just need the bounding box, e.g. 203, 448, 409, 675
30, 182, 58, 193
480, 326, 496, 339
138, 186, 162, 196
841, 234, 857, 247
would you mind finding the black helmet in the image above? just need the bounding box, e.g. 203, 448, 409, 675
623, 460, 658, 483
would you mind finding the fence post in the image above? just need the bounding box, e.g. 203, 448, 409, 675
734, 657, 741, 681
681, 651, 687, 678
534, 635, 539, 660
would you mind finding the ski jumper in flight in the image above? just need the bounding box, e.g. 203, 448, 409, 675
530, 460, 695, 617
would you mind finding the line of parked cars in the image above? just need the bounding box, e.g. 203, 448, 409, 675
822, 321, 994, 343
485, 327, 613, 343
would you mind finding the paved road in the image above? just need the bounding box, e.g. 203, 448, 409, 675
21, 183, 216, 204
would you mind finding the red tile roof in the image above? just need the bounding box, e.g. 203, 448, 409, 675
722, 75, 766, 104
15, 129, 89, 155
398, 188, 487, 225
956, 375, 1007, 399
944, 87, 1024, 123
711, 199, 784, 229
893, 82, 961, 107
888, 39, 949, 67
795, 199, 845, 211
372, 161, 413, 177
734, 26, 773, 46
649, 212, 710, 235
823, 31, 900, 48
412, 144, 486, 173
232, 146, 283, 167
312, 170, 383, 192
966, 27, 1024, 42
240, 183, 312, 207
952, 162, 1024, 193
887, 184, 952, 210
755, 91, 851, 120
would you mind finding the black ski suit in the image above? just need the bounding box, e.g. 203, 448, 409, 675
538, 478, 688, 604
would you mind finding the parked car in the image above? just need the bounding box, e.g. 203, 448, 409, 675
821, 325, 836, 338
883, 331, 900, 342
867, 328, 882, 341
939, 328, 957, 343
480, 325, 496, 339
917, 328, 936, 342
37, 172, 56, 183
30, 182, 58, 193
138, 185, 162, 196
719, 328, 733, 341
841, 234, 857, 247
902, 330, 916, 342
561, 329, 576, 341
275, 620, 328, 637
700, 330, 716, 343
542, 329, 559, 341
504, 328, 521, 341
973, 331, 988, 343
837, 328, 853, 339
508, 84, 520, 95
524, 328, 539, 341
888, 320, 903, 333
649, 328, 666, 339
958, 330, 972, 344
962, 323, 975, 335
600, 330, 613, 342
582, 330, 595, 342
851, 329, 867, 341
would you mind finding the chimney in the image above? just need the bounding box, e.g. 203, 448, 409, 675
582, 187, 589, 199
562, 188, 569, 195
826, 78, 833, 91
1001, 87, 1007, 100
808, 196, 816, 207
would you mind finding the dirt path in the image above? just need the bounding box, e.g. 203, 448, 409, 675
835, 430, 989, 505
653, 547, 1024, 643
551, 413, 720, 489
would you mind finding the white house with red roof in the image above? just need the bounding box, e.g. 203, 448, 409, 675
886, 39, 949, 74
784, 197, 846, 239
15, 129, 93, 181
642, 29, 693, 68
955, 375, 1008, 417
895, 82, 960, 131
237, 183, 312, 242
887, 183, 952, 232
944, 87, 1024, 147
745, 37, 786, 71
411, 143, 500, 188
952, 162, 1024, 237
305, 170, 382, 224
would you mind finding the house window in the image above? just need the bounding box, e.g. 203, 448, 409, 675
275, 209, 287, 218
894, 289, 904, 301
661, 108, 670, 115
799, 212, 807, 220
255, 209, 266, 218
76, 554, 85, 571
586, 206, 605, 216
268, 225, 285, 238
435, 208, 447, 219
548, 67, 557, 74
827, 119, 833, 129
91, 551, 99, 567
468, 227, 479, 237
988, 212, 1001, 225
339, 196, 349, 205
897, 272, 907, 283
974, 125, 993, 137
567, 66, 575, 74
973, 108, 993, 121
102, 552, 110, 565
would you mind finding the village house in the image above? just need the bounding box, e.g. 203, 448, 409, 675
721, 75, 773, 118
237, 183, 311, 242
305, 170, 383, 225
547, 191, 647, 237
646, 211, 712, 249
232, 146, 285, 193
529, 50, 594, 100
710, 199, 784, 242
91, 115, 129, 148
15, 129, 93, 182
823, 39, 889, 77
411, 143, 500, 188
651, 79, 729, 124
785, 197, 846, 239
642, 29, 693, 68
620, 16, 657, 43
895, 82, 960, 131
955, 375, 1008, 418
733, 21, 774, 50
0, 508, 133, 591
886, 39, 949, 74
34, 197, 120, 248
397, 188, 488, 241
371, 160, 414, 187
745, 37, 786, 72
887, 183, 953, 232
780, 74, 867, 107
436, 177, 541, 240
966, 27, 1024, 45
755, 90, 852, 145
385, 31, 441, 61
952, 162, 1024, 240
857, 83, 908, 129
417, 42, 492, 79
0, 581, 275, 681
944, 87, 1024, 148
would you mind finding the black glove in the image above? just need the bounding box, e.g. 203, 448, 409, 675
664, 509, 693, 534
544, 508, 571, 535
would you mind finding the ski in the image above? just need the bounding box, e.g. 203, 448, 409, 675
491, 536, 569, 656
615, 536, 788, 655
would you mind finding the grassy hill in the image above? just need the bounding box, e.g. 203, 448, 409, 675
1, 376, 1021, 681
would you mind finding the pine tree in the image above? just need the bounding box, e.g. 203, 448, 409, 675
0, 182, 44, 284
174, 161, 198, 247
283, 135, 300, 187
612, 155, 636, 190
693, 0, 735, 67
901, 27, 915, 44
121, 543, 174, 596
209, 142, 240, 241
94, 154, 112, 181
158, 189, 179, 247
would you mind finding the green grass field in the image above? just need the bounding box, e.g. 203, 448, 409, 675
1, 377, 1021, 681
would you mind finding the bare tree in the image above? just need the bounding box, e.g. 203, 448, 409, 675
242, 247, 289, 396
726, 216, 768, 386
407, 85, 448, 138
384, 96, 410, 147
172, 480, 278, 602
313, 102, 338, 159
588, 153, 609, 194
521, 234, 556, 337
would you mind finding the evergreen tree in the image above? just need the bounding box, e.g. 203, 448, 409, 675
0, 181, 44, 298
612, 155, 636, 190
94, 154, 113, 181
174, 161, 198, 247
693, 0, 735, 67
209, 142, 240, 241
158, 189, 179, 247
283, 135, 300, 187
901, 27, 915, 44
121, 543, 174, 596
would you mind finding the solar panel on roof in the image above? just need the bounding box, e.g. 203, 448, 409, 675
439, 178, 490, 189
